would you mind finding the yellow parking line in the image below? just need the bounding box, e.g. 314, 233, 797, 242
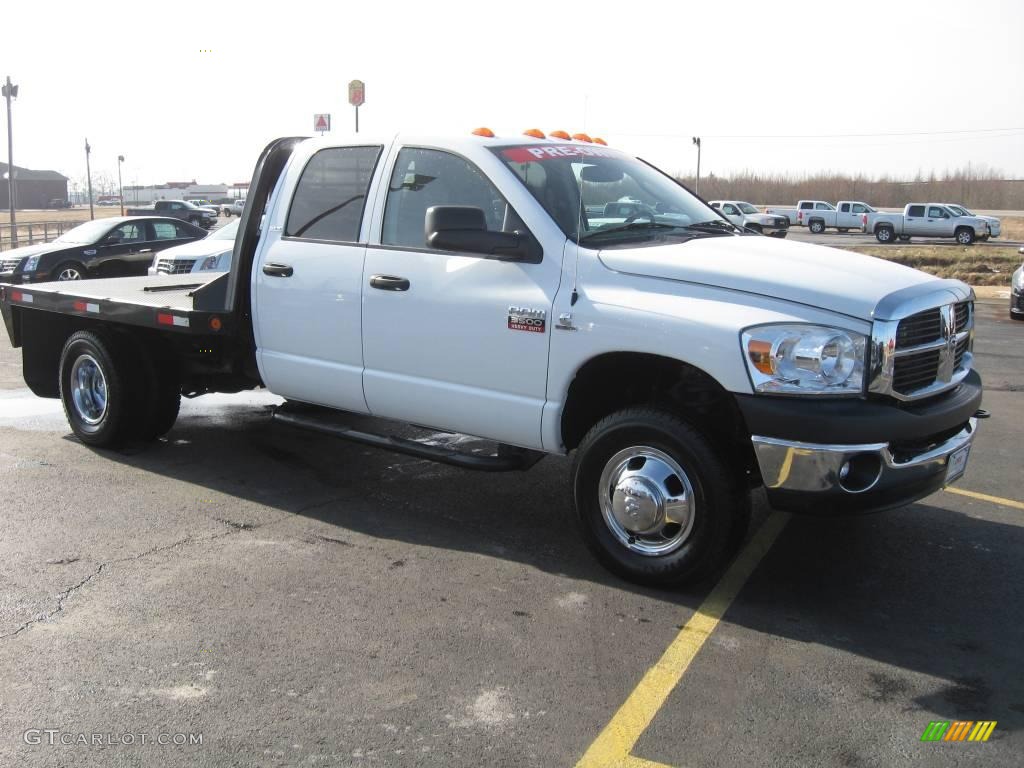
944, 487, 1024, 511
575, 510, 791, 768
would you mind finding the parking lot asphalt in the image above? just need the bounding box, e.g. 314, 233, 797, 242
0, 299, 1021, 767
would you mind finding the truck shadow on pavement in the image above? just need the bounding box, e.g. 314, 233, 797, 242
97, 401, 1023, 735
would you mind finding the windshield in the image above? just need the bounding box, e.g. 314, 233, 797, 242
947, 205, 973, 216
208, 219, 240, 240
737, 203, 759, 214
53, 219, 117, 244
492, 144, 731, 245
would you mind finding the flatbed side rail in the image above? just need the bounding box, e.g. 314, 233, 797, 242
0, 283, 233, 337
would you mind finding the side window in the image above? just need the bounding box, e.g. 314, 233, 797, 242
115, 223, 143, 242
907, 205, 926, 217
799, 202, 813, 210
723, 204, 739, 215
152, 222, 181, 240
170, 202, 184, 211
928, 206, 946, 218
286, 145, 382, 242
382, 147, 526, 250
840, 203, 850, 212
852, 204, 866, 213
710, 202, 721, 209
815, 202, 830, 210
174, 223, 196, 238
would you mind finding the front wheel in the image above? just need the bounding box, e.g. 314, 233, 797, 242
955, 227, 976, 245
571, 408, 744, 586
54, 261, 85, 281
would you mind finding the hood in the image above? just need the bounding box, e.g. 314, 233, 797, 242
597, 235, 938, 320
0, 242, 63, 267
156, 237, 230, 260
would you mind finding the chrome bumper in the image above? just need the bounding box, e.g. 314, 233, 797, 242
751, 418, 977, 512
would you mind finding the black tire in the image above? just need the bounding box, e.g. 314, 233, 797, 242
1011, 311, 1024, 321
59, 329, 147, 447
809, 220, 826, 234
875, 226, 895, 243
53, 261, 86, 281
979, 235, 989, 242
133, 340, 181, 440
746, 223, 763, 234
571, 407, 742, 587
838, 227, 849, 233
898, 235, 912, 242
955, 227, 975, 245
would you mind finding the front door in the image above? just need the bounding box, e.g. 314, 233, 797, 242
361, 147, 561, 449
253, 144, 384, 414
94, 220, 146, 276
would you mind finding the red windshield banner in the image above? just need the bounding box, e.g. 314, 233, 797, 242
500, 144, 620, 163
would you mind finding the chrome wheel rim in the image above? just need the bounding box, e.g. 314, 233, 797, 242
957, 232, 971, 244
879, 230, 890, 241
57, 266, 82, 280
598, 446, 696, 556
70, 354, 107, 425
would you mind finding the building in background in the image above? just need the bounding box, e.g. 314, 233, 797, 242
122, 181, 237, 204
0, 162, 69, 208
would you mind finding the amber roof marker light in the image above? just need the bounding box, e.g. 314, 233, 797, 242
571, 133, 593, 143
472, 127, 495, 137
522, 128, 546, 139
549, 130, 571, 140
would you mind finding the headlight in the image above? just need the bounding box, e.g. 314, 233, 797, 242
742, 324, 867, 395
1014, 270, 1024, 291
23, 255, 40, 272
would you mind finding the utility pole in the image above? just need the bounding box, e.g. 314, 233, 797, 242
3, 76, 18, 247
85, 139, 94, 220
692, 136, 702, 194
117, 155, 125, 215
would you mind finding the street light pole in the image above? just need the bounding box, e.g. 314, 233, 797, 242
692, 136, 702, 195
117, 155, 125, 216
3, 76, 18, 247
85, 139, 94, 221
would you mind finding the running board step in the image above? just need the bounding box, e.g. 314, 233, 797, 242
272, 410, 544, 472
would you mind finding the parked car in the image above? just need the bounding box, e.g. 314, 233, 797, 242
708, 201, 788, 237
148, 218, 239, 276
1011, 247, 1024, 321
1, 133, 981, 587
222, 199, 246, 217
863, 204, 992, 244
0, 217, 207, 283
125, 200, 218, 229
764, 200, 875, 233
47, 198, 73, 209
942, 204, 1001, 240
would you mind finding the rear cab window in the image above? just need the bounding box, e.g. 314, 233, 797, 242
286, 146, 382, 242
907, 205, 926, 217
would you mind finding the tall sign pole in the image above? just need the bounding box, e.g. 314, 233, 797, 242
692, 136, 702, 194
117, 155, 125, 216
85, 139, 94, 221
348, 80, 365, 134
3, 76, 18, 247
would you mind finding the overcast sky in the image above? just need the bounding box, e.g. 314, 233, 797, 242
3, 0, 1022, 189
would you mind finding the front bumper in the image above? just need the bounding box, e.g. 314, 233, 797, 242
751, 419, 977, 514
738, 371, 982, 514
1012, 285, 1023, 314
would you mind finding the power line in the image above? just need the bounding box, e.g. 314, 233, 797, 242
611, 126, 1024, 140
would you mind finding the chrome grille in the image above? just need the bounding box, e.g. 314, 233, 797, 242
870, 298, 974, 401
156, 258, 196, 275
1, 257, 22, 271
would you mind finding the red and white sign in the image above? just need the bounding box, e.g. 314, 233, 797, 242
348, 80, 365, 107
500, 144, 620, 163
313, 114, 331, 132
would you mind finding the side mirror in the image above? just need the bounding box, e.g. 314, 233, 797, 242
425, 206, 541, 263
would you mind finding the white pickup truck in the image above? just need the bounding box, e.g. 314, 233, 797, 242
0, 132, 983, 587
943, 204, 1001, 241
765, 200, 876, 233
708, 201, 789, 237
863, 203, 992, 244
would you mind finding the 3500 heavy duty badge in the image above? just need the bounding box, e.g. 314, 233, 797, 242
507, 306, 546, 333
